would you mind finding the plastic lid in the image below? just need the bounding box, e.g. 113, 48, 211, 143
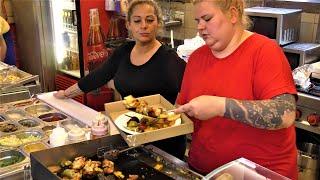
68, 127, 85, 141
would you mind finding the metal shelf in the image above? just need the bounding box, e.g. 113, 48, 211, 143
58, 69, 80, 78
295, 121, 320, 135
295, 103, 320, 135
63, 2, 76, 10
164, 20, 182, 27
63, 27, 77, 34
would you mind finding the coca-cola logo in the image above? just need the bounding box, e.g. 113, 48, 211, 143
88, 49, 108, 61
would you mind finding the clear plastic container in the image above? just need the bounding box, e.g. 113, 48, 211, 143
204, 158, 290, 180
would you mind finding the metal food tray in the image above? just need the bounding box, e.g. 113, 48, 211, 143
0, 121, 24, 136
20, 141, 50, 156
0, 62, 8, 71
24, 104, 54, 116
0, 149, 29, 178
17, 117, 45, 129
0, 129, 46, 149
0, 62, 39, 90
4, 109, 28, 121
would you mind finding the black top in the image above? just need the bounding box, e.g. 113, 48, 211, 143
78, 41, 186, 104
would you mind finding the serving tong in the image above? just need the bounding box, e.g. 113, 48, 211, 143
97, 145, 142, 161
103, 146, 140, 161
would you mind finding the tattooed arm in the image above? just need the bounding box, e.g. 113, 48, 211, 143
224, 94, 296, 130
175, 94, 296, 130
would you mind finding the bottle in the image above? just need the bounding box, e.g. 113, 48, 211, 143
67, 11, 72, 29
105, 0, 115, 11
63, 11, 68, 28
49, 125, 68, 147
91, 112, 109, 139
87, 8, 109, 72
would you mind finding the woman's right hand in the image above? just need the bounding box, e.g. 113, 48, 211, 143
53, 90, 68, 99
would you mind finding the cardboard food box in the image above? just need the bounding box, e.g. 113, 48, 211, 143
104, 94, 194, 147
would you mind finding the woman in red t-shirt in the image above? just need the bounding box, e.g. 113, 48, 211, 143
175, 0, 297, 179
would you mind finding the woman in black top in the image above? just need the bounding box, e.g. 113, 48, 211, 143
54, 0, 186, 160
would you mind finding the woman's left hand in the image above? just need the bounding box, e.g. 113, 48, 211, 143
175, 95, 226, 120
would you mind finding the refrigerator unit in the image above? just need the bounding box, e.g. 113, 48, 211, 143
12, 0, 115, 111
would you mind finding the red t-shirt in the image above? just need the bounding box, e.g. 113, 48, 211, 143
177, 33, 297, 179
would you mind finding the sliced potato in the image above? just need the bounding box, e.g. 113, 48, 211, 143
167, 114, 181, 121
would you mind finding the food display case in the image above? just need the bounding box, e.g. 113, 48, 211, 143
0, 97, 96, 178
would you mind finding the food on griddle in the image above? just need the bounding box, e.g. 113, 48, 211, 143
60, 160, 73, 168
52, 155, 141, 180
61, 169, 82, 180
82, 160, 103, 176
72, 156, 86, 170
102, 159, 115, 174
47, 165, 62, 173
127, 174, 139, 180
114, 171, 125, 179
154, 163, 164, 171
0, 123, 18, 132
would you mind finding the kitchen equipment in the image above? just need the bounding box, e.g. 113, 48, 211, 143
297, 143, 320, 180
283, 43, 320, 70
102, 145, 139, 161
0, 87, 31, 104
31, 134, 203, 180
245, 7, 302, 46
0, 63, 40, 93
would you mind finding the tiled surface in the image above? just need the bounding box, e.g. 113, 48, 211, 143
300, 22, 315, 42
300, 13, 319, 42
302, 13, 316, 23
184, 10, 196, 29
184, 28, 198, 39
315, 14, 319, 24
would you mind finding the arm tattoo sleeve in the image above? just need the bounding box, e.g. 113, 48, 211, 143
224, 94, 296, 130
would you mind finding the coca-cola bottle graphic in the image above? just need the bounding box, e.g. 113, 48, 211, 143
87, 8, 108, 72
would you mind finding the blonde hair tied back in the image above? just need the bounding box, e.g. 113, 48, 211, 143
126, 0, 164, 27
192, 0, 251, 29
